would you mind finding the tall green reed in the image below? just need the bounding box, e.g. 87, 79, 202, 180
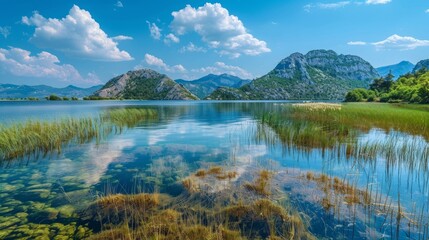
0, 108, 157, 162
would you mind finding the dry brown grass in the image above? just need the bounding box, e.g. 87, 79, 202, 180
292, 102, 342, 111
304, 172, 371, 209
207, 166, 223, 175
244, 170, 273, 196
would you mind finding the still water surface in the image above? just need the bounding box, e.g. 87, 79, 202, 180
0, 101, 427, 239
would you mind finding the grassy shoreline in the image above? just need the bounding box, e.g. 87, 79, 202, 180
0, 108, 157, 162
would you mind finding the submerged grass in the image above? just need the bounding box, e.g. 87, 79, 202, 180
259, 102, 429, 238
305, 172, 370, 208
0, 108, 157, 162
244, 170, 273, 196
87, 167, 315, 240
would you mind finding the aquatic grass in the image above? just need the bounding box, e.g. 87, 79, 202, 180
0, 118, 103, 161
220, 199, 313, 239
305, 172, 370, 207
259, 113, 357, 150
290, 103, 429, 140
259, 103, 429, 177
292, 102, 342, 111
194, 166, 238, 180
244, 170, 274, 196
301, 169, 429, 239
182, 166, 239, 194
87, 167, 315, 240
95, 193, 160, 211
101, 108, 157, 132
0, 108, 157, 162
207, 166, 223, 175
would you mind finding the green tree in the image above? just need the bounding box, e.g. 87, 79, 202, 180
418, 81, 429, 104
345, 89, 363, 102
370, 73, 394, 93
46, 95, 62, 101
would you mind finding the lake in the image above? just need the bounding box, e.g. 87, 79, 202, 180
0, 101, 428, 239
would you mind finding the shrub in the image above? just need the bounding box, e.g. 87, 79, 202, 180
345, 90, 363, 102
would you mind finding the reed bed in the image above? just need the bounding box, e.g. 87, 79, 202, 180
290, 103, 429, 140
259, 113, 357, 150
258, 103, 429, 238
260, 103, 429, 170
0, 108, 157, 162
292, 102, 342, 111
101, 108, 157, 131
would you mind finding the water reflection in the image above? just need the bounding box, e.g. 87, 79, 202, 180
46, 138, 135, 185
0, 101, 428, 239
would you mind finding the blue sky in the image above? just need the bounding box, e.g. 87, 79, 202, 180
0, 0, 428, 87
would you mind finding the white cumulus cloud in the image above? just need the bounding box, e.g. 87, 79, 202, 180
146, 21, 162, 40
144, 54, 187, 73
366, 0, 391, 4
112, 35, 133, 41
22, 5, 132, 61
0, 47, 101, 85
164, 33, 180, 44
170, 3, 270, 58
425, 9, 429, 13
305, 0, 391, 11
180, 42, 207, 53
372, 34, 429, 50
304, 1, 352, 12
304, 1, 351, 11
192, 62, 253, 79
347, 41, 367, 45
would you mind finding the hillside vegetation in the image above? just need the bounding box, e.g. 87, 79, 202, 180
345, 69, 429, 104
207, 50, 380, 100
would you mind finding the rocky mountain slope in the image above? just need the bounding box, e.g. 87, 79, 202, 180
413, 59, 429, 73
175, 74, 251, 99
376, 61, 414, 79
93, 69, 198, 100
207, 50, 380, 100
0, 84, 102, 99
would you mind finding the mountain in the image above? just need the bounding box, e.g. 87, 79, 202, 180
93, 69, 199, 100
376, 61, 415, 79
0, 84, 102, 99
207, 50, 380, 100
413, 59, 429, 73
175, 74, 251, 99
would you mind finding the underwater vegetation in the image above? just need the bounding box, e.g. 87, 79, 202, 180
258, 102, 429, 239
304, 172, 371, 209
2, 101, 429, 239
244, 170, 273, 196
300, 170, 429, 239
0, 108, 157, 162
85, 166, 315, 240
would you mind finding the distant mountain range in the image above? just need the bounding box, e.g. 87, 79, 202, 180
207, 50, 380, 100
175, 74, 251, 99
92, 69, 198, 100
3, 53, 429, 101
376, 61, 415, 79
0, 84, 102, 99
413, 59, 429, 73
